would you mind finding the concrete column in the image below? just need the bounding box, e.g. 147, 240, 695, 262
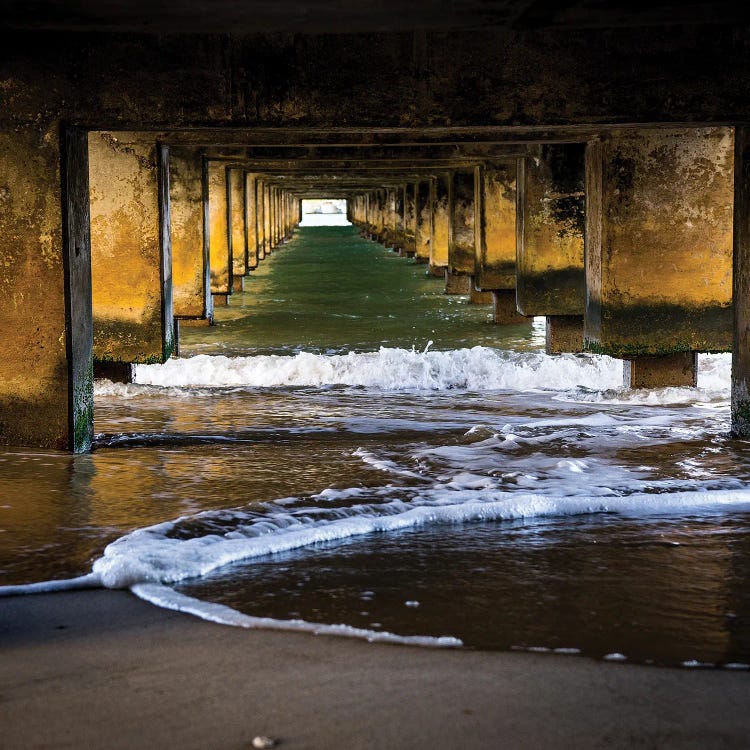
403, 182, 417, 256
263, 183, 272, 253
476, 160, 517, 293
517, 144, 586, 351
414, 180, 432, 264
375, 189, 387, 243
245, 172, 258, 270
170, 147, 212, 325
256, 179, 266, 261
446, 168, 477, 294
475, 161, 526, 320
733, 126, 750, 436
586, 127, 733, 387
89, 132, 174, 364
228, 167, 247, 293
0, 125, 93, 451
206, 161, 231, 305
430, 173, 450, 277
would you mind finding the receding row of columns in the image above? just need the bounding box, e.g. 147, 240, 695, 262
89, 138, 301, 385
0, 124, 747, 453
348, 127, 734, 394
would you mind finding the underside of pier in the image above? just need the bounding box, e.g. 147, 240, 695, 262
2, 1, 750, 450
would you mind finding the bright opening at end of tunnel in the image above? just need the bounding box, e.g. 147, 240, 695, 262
299, 198, 351, 226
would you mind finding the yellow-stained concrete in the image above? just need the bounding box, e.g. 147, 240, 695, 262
207, 161, 231, 295
415, 179, 432, 261
431, 173, 450, 270
263, 182, 272, 253
256, 179, 266, 260
585, 127, 734, 357
89, 131, 170, 364
169, 146, 210, 321
448, 168, 476, 275
476, 161, 517, 291
228, 167, 247, 279
517, 144, 586, 317
245, 173, 258, 269
0, 126, 70, 449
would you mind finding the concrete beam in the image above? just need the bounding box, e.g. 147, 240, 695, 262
89, 132, 174, 364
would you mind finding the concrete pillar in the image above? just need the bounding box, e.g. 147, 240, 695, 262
415, 180, 432, 264
206, 161, 231, 304
476, 160, 517, 293
256, 179, 267, 261
245, 172, 258, 270
430, 173, 450, 276
546, 315, 584, 354
493, 289, 529, 325
517, 144, 586, 351
0, 125, 93, 451
170, 147, 212, 324
89, 132, 174, 364
403, 182, 417, 255
733, 126, 750, 436
586, 127, 733, 387
263, 183, 272, 253
228, 167, 247, 292
446, 168, 477, 294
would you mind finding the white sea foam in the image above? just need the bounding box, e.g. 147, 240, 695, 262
132, 583, 460, 648
131, 347, 625, 392
0, 573, 101, 597
90, 487, 750, 590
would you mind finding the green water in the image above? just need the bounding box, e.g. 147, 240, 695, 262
181, 226, 542, 356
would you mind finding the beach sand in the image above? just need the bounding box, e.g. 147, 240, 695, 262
1, 589, 749, 749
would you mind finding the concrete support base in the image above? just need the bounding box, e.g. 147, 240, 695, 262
212, 293, 229, 306
232, 277, 244, 293
94, 361, 134, 383
428, 264, 447, 278
445, 271, 471, 295
414, 256, 429, 265
469, 278, 494, 305
546, 315, 585, 354
493, 289, 529, 325
624, 352, 698, 389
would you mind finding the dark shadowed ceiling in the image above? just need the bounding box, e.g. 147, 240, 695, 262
1, 0, 749, 33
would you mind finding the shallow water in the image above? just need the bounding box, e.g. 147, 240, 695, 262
2, 225, 750, 667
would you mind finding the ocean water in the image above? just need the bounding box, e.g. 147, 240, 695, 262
2, 225, 750, 666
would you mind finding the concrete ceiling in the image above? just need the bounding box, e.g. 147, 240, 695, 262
2, 0, 749, 33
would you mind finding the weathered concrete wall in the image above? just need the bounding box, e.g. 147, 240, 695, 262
228, 167, 247, 280
89, 131, 173, 364
448, 168, 476, 276
207, 161, 231, 295
431, 173, 450, 270
585, 127, 733, 357
170, 146, 210, 320
516, 144, 586, 317
476, 160, 517, 291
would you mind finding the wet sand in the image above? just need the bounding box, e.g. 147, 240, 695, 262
1, 591, 749, 749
